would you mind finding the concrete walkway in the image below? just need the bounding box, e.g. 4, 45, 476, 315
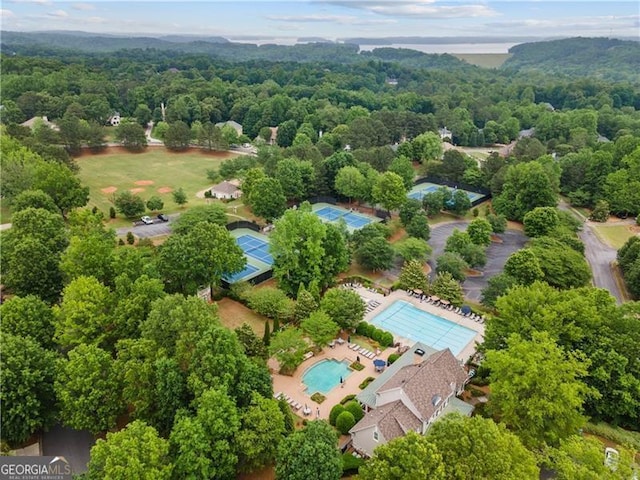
271, 288, 484, 421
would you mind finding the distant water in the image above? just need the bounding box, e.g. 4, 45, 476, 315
358, 43, 518, 54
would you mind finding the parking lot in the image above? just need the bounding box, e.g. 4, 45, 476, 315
116, 214, 177, 238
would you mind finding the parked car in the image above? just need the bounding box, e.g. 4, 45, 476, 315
141, 215, 153, 225
157, 213, 169, 222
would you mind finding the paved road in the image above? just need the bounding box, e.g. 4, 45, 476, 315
42, 424, 94, 475
428, 220, 528, 303
558, 203, 625, 304
115, 213, 179, 238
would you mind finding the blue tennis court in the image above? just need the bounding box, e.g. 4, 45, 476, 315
408, 183, 486, 203
369, 300, 477, 356
312, 204, 378, 230
236, 234, 274, 264
224, 264, 259, 283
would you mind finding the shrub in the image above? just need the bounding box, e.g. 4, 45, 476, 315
387, 353, 400, 364
115, 191, 145, 218
247, 287, 295, 320
371, 328, 383, 343
343, 401, 364, 422
329, 404, 345, 426
380, 332, 394, 347
109, 206, 116, 219
355, 322, 368, 335
118, 238, 125, 246
350, 362, 364, 371
472, 207, 479, 217
340, 394, 356, 405
342, 453, 365, 474
335, 411, 356, 435
359, 377, 375, 389
204, 190, 213, 198
126, 232, 135, 245
364, 324, 376, 337
310, 392, 326, 404
137, 238, 154, 248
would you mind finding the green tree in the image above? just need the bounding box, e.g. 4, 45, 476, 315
164, 121, 191, 150
436, 252, 468, 282
11, 189, 58, 214
529, 237, 591, 289
0, 333, 58, 446
169, 413, 215, 479
356, 236, 395, 271
395, 237, 432, 262
444, 229, 472, 254
486, 213, 507, 233
241, 168, 267, 206
146, 196, 164, 211
335, 411, 356, 435
276, 158, 315, 202
448, 189, 472, 216
359, 431, 446, 480
87, 420, 171, 480
388, 155, 415, 189
60, 232, 116, 285
236, 393, 287, 473
56, 344, 122, 434
158, 223, 245, 294
589, 199, 610, 222
115, 191, 146, 218
480, 273, 518, 308
412, 131, 443, 162
319, 287, 365, 330
247, 286, 295, 320
0, 295, 55, 348
172, 187, 188, 207
427, 413, 539, 480
268, 327, 308, 374
405, 213, 431, 241
372, 171, 407, 212
249, 177, 287, 222
301, 310, 340, 349
458, 242, 487, 268
523, 207, 560, 237
504, 249, 544, 285
398, 259, 429, 293
134, 104, 153, 126
152, 357, 187, 437
235, 323, 268, 359
430, 272, 463, 306
33, 161, 89, 218
276, 420, 341, 480
115, 122, 148, 150
546, 435, 637, 480
53, 276, 112, 349
334, 165, 366, 205
295, 284, 319, 322
399, 198, 423, 226
170, 204, 226, 234
422, 189, 445, 216
466, 218, 493, 246
486, 332, 593, 449
277, 119, 298, 148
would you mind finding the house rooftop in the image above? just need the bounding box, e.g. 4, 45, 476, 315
212, 180, 240, 195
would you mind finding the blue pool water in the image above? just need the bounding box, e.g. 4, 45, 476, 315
302, 359, 352, 395
369, 300, 477, 355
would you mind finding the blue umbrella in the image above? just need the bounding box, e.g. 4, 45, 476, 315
461, 305, 472, 315
373, 359, 386, 367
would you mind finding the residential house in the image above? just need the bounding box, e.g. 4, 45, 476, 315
210, 180, 241, 200
106, 112, 121, 126
438, 127, 452, 141
215, 120, 243, 137
20, 116, 59, 131
350, 343, 472, 458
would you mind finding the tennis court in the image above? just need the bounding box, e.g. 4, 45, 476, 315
369, 300, 477, 356
223, 229, 273, 284
408, 183, 487, 203
312, 203, 380, 231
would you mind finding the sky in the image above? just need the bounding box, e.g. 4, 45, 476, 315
1, 1, 639, 41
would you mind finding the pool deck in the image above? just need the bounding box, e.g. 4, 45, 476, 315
270, 288, 484, 421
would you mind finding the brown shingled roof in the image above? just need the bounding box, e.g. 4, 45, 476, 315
350, 400, 422, 442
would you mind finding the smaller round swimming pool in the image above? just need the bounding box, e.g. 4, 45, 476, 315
302, 359, 352, 395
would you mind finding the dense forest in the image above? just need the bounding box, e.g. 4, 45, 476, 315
1, 35, 639, 479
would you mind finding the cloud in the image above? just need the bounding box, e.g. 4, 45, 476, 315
266, 13, 396, 25
71, 3, 96, 11
485, 14, 640, 33
7, 0, 51, 5
47, 9, 68, 17
0, 8, 16, 18
318, 0, 498, 18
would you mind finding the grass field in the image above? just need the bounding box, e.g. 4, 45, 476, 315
592, 224, 638, 249
217, 297, 271, 336
452, 53, 511, 68
75, 146, 239, 216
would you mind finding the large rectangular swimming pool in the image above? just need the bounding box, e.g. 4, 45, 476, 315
369, 300, 477, 356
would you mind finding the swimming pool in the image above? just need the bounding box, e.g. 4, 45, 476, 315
302, 359, 352, 395
369, 300, 477, 356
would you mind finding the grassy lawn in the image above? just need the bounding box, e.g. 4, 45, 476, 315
216, 297, 270, 335
452, 53, 512, 68
75, 146, 240, 217
592, 224, 638, 249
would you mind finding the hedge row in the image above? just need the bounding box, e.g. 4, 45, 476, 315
355, 322, 394, 347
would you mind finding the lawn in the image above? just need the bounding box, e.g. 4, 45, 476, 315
75, 146, 240, 216
592, 224, 638, 249
216, 297, 271, 336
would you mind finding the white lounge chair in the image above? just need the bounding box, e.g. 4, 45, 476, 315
274, 392, 282, 399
